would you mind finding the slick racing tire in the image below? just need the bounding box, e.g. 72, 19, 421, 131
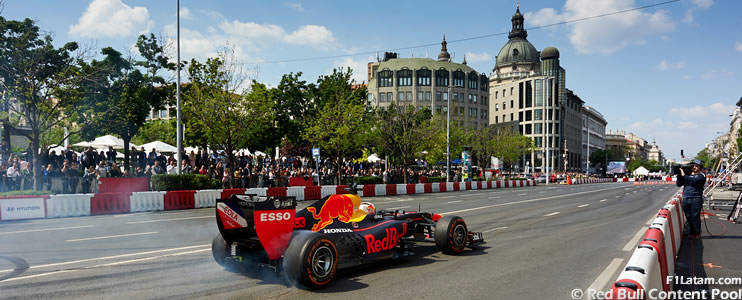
212, 233, 230, 267
435, 215, 468, 255
283, 232, 338, 289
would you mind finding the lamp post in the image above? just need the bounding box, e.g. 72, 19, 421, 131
175, 0, 183, 174
446, 84, 451, 182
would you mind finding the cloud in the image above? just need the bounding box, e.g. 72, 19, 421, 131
179, 7, 192, 20
677, 121, 696, 129
658, 60, 685, 70
736, 42, 742, 52
69, 0, 153, 38
464, 52, 492, 63
525, 0, 676, 54
219, 21, 337, 49
283, 2, 304, 12
692, 0, 712, 8
671, 103, 735, 119
683, 8, 695, 25
332, 57, 372, 84
660, 35, 671, 41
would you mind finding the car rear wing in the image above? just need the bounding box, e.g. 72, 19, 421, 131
216, 194, 297, 261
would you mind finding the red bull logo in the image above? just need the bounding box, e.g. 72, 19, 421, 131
306, 194, 361, 232
364, 223, 407, 254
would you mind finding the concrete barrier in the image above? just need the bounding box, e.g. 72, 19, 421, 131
640, 228, 670, 292
195, 189, 222, 208
362, 184, 376, 197
375, 184, 387, 196
46, 194, 92, 218
163, 190, 195, 210
305, 186, 322, 200
91, 192, 131, 215
266, 187, 287, 198
649, 218, 676, 282
220, 188, 245, 200
432, 183, 440, 193
130, 191, 165, 212
423, 183, 432, 193
286, 186, 305, 201
610, 246, 663, 300
321, 186, 337, 198
396, 184, 407, 195
245, 188, 266, 196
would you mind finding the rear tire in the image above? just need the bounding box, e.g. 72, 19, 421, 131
435, 216, 468, 255
212, 233, 230, 267
283, 232, 338, 289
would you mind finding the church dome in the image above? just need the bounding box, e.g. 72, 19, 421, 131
495, 38, 540, 68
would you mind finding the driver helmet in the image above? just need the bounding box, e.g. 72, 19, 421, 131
359, 202, 376, 215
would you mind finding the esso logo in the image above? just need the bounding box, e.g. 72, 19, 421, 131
260, 212, 291, 222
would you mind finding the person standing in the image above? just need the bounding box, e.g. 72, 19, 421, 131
676, 159, 706, 239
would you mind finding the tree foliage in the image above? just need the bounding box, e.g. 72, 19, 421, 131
370, 103, 434, 182
132, 119, 176, 146
0, 16, 94, 189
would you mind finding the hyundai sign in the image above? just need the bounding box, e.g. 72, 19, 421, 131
1, 198, 46, 220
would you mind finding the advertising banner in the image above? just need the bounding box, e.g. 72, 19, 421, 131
1, 198, 46, 220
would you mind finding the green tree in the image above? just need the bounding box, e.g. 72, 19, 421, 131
0, 16, 97, 189
184, 50, 273, 171
302, 68, 369, 183
132, 119, 176, 146
491, 128, 534, 174
273, 72, 313, 153
88, 34, 174, 172
370, 103, 435, 183
695, 148, 718, 170
425, 113, 473, 169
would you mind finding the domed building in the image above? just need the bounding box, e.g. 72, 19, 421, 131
367, 35, 490, 129
488, 3, 605, 174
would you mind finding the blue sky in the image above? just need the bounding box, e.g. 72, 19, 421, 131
4, 0, 741, 161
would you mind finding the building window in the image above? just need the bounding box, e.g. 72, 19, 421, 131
468, 71, 478, 89
453, 92, 459, 102
473, 95, 477, 104
510, 87, 514, 96
416, 69, 431, 86
443, 92, 448, 102
525, 111, 532, 121
513, 49, 519, 57
436, 92, 442, 101
425, 91, 431, 101
495, 91, 498, 99
160, 110, 168, 118
525, 124, 532, 134
535, 137, 542, 147
480, 74, 488, 92
535, 110, 543, 120
406, 91, 413, 101
399, 92, 405, 102
511, 100, 514, 108
481, 109, 487, 119
511, 113, 514, 122
435, 69, 449, 86
496, 116, 499, 123
535, 123, 542, 134
436, 106, 442, 114
379, 93, 386, 102
495, 104, 499, 111
468, 94, 473, 103
525, 81, 532, 108
418, 91, 424, 101
387, 92, 393, 102
503, 102, 506, 109
378, 70, 393, 87
453, 70, 465, 87
397, 69, 412, 86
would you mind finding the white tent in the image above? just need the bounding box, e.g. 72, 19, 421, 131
73, 135, 128, 149
367, 153, 381, 163
46, 145, 78, 155
254, 151, 267, 157
139, 141, 178, 153
633, 166, 650, 176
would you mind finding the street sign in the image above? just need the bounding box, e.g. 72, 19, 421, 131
312, 148, 320, 158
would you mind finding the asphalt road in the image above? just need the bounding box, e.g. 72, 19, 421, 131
0, 183, 678, 299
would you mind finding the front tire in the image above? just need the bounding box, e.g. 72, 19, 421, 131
435, 216, 468, 254
283, 232, 338, 289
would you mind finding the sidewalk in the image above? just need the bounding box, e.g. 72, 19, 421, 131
673, 199, 742, 295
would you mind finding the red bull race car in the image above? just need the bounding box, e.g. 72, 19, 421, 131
212, 188, 484, 288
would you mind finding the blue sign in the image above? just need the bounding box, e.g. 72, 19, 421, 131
312, 148, 320, 157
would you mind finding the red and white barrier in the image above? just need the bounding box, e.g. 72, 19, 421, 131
610, 246, 663, 300
195, 189, 222, 208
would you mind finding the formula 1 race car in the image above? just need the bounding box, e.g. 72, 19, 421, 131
212, 188, 484, 288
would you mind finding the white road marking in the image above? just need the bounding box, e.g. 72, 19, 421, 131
539, 191, 546, 194
489, 196, 500, 199
622, 226, 649, 252
578, 204, 589, 208
543, 212, 560, 217
646, 215, 657, 225
555, 189, 562, 191
439, 195, 457, 199
0, 244, 210, 275
600, 199, 607, 202
0, 225, 94, 235
1, 248, 210, 283
587, 258, 625, 292
126, 216, 212, 224
441, 185, 628, 215
517, 193, 527, 196
616, 196, 621, 198
483, 226, 508, 233
386, 206, 411, 210
66, 232, 158, 242
447, 200, 463, 204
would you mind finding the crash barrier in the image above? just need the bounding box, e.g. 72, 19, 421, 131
195, 189, 222, 208
129, 191, 165, 212
46, 194, 92, 218
163, 190, 195, 210
633, 180, 675, 185
608, 188, 685, 299
568, 178, 614, 185
97, 177, 149, 193
1, 179, 538, 221
91, 192, 132, 215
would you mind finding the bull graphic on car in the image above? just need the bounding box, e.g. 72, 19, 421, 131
306, 194, 361, 231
